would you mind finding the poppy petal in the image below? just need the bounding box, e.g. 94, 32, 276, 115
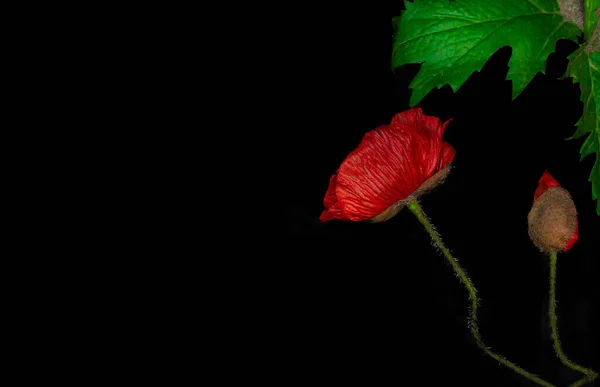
319, 201, 344, 222
335, 124, 445, 220
323, 175, 338, 208
439, 142, 456, 170
563, 220, 578, 252
439, 118, 453, 137
391, 107, 449, 137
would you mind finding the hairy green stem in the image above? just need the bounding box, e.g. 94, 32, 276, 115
407, 201, 554, 387
548, 252, 598, 387
570, 374, 598, 387
583, 0, 600, 41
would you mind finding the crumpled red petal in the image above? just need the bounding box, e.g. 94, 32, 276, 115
320, 175, 344, 222
391, 107, 452, 137
320, 108, 455, 222
438, 142, 456, 170
563, 221, 578, 252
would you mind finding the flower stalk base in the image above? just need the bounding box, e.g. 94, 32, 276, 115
549, 252, 598, 387
407, 200, 554, 387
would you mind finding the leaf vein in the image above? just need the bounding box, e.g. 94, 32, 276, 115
394, 13, 558, 56
535, 21, 566, 61
411, 19, 513, 91
525, 0, 545, 13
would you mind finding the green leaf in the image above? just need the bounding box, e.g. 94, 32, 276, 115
392, 0, 581, 106
565, 48, 600, 215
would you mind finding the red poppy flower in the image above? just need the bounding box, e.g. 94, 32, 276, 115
528, 171, 578, 252
320, 107, 455, 222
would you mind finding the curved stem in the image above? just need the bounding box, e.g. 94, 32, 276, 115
570, 374, 598, 387
407, 200, 554, 387
548, 252, 598, 387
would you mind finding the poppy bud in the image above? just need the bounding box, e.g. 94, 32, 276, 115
527, 171, 578, 253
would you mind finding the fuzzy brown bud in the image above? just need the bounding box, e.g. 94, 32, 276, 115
528, 186, 578, 253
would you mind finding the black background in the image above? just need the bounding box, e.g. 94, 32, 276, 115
285, 2, 599, 386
